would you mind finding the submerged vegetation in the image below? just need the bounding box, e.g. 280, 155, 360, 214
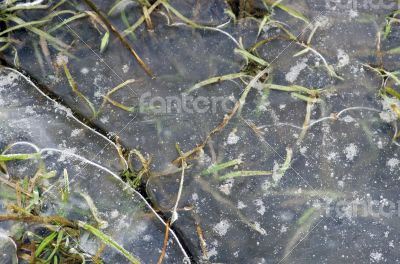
0, 0, 400, 263
0, 146, 141, 263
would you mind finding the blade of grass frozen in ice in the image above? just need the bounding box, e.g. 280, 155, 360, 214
386, 87, 400, 100
63, 63, 97, 118
291, 92, 322, 103
35, 231, 58, 257
78, 221, 141, 264
46, 230, 64, 262
142, 5, 154, 30
80, 192, 108, 228
219, 170, 272, 181
0, 153, 40, 161
48, 12, 88, 33
264, 83, 319, 96
84, 0, 154, 77
387, 46, 400, 55
7, 16, 69, 49
4, 4, 48, 12
100, 30, 110, 53
307, 24, 319, 45
0, 18, 50, 36
298, 102, 313, 142
98, 79, 136, 113
293, 47, 310, 57
108, 0, 135, 16
161, 0, 201, 28
186, 72, 247, 93
61, 168, 69, 203
295, 42, 343, 80
235, 48, 269, 66
103, 97, 135, 112
202, 159, 243, 175
266, 1, 309, 24
122, 0, 162, 35
257, 15, 269, 37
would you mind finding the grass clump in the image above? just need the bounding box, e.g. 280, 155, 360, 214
0, 145, 142, 263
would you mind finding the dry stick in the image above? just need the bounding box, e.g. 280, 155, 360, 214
0, 214, 77, 228
171, 144, 187, 223
157, 221, 170, 264
0, 177, 32, 198
196, 223, 208, 259
297, 101, 313, 143
123, 0, 162, 36
92, 243, 106, 263
83, 0, 154, 78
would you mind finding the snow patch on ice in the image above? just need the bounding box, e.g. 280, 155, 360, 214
285, 58, 308, 83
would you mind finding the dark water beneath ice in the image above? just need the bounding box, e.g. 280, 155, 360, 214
1, 0, 400, 263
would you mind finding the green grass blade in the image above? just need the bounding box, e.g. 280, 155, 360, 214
48, 12, 88, 33
186, 72, 247, 93
234, 48, 269, 66
219, 170, 272, 181
0, 153, 40, 161
46, 230, 64, 262
78, 221, 141, 264
8, 16, 69, 49
63, 64, 97, 117
0, 18, 50, 36
202, 159, 243, 175
386, 87, 400, 100
100, 31, 110, 53
35, 232, 58, 257
4, 5, 48, 12
275, 3, 309, 24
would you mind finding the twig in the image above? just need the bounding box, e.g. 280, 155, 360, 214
171, 144, 187, 224
83, 0, 154, 77
157, 221, 170, 264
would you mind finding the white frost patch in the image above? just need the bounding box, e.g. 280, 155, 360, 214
122, 64, 129, 73
0, 71, 19, 89
349, 9, 359, 19
100, 116, 109, 124
213, 220, 230, 236
226, 129, 240, 145
285, 58, 308, 83
219, 179, 234, 195
337, 49, 350, 68
380, 97, 400, 123
25, 106, 36, 115
327, 152, 337, 162
237, 201, 247, 209
254, 199, 266, 216
300, 146, 308, 155
337, 180, 345, 188
55, 54, 69, 66
110, 209, 119, 219
272, 161, 282, 183
387, 158, 399, 172
370, 251, 383, 262
344, 143, 358, 161
80, 68, 89, 75
342, 115, 355, 123
252, 222, 267, 236
70, 129, 83, 137
207, 246, 218, 258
